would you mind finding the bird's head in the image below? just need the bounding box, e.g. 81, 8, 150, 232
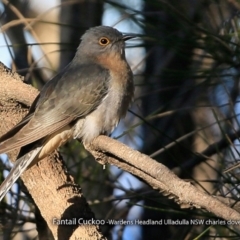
76, 26, 134, 66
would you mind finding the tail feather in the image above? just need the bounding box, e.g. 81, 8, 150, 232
0, 146, 43, 202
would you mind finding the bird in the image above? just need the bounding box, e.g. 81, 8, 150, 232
0, 26, 134, 201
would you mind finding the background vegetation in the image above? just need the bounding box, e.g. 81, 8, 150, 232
1, 0, 240, 239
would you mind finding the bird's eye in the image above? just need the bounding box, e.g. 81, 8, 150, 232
99, 37, 110, 46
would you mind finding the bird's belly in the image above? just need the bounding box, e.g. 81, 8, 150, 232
73, 95, 126, 144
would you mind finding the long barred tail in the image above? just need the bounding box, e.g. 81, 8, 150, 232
0, 146, 43, 202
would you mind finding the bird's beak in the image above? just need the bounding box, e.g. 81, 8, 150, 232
122, 34, 136, 41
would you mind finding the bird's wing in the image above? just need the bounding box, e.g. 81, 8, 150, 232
0, 92, 44, 144
0, 113, 34, 143
0, 63, 109, 153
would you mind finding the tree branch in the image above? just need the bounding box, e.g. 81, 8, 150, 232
86, 136, 240, 221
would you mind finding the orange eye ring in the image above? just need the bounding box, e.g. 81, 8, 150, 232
99, 37, 110, 46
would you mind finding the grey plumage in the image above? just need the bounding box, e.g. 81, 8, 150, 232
0, 26, 134, 201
